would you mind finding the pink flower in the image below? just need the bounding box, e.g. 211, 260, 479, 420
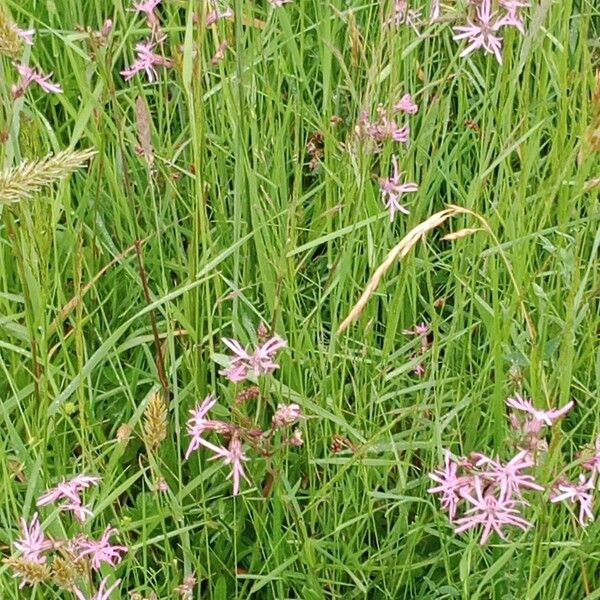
403, 322, 429, 336
387, 0, 422, 34
73, 577, 121, 600
506, 395, 574, 427
208, 436, 250, 496
287, 428, 303, 447
454, 477, 531, 544
379, 155, 418, 221
220, 335, 287, 382
430, 0, 441, 22
37, 474, 99, 522
498, 0, 529, 33
205, 8, 233, 26
452, 0, 505, 64
11, 64, 62, 98
211, 40, 229, 65
13, 513, 53, 563
175, 574, 196, 598
551, 474, 595, 527
132, 0, 161, 30
367, 107, 410, 143
272, 403, 302, 428
12, 25, 35, 45
428, 450, 473, 521
184, 394, 233, 459
582, 435, 600, 474
74, 526, 127, 570
474, 450, 543, 499
394, 94, 418, 114
120, 40, 172, 82
268, 0, 293, 6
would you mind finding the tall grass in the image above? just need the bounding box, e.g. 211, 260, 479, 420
0, 0, 598, 598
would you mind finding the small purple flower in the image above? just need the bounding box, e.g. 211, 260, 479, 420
506, 395, 574, 427
428, 450, 473, 521
551, 474, 595, 527
13, 513, 53, 563
394, 94, 418, 114
498, 0, 529, 33
11, 64, 62, 98
132, 0, 161, 30
12, 25, 35, 45
272, 403, 302, 428
120, 39, 172, 82
454, 477, 531, 544
379, 155, 418, 221
220, 335, 287, 382
74, 526, 127, 570
73, 577, 121, 600
452, 0, 505, 64
184, 394, 233, 459
207, 436, 250, 496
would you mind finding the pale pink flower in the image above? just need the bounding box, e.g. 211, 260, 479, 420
430, 0, 440, 22
132, 0, 161, 30
208, 436, 250, 496
288, 428, 303, 447
368, 107, 410, 143
454, 477, 531, 544
551, 474, 595, 527
12, 25, 35, 45
74, 526, 127, 570
413, 362, 426, 377
428, 450, 473, 521
11, 64, 62, 98
220, 335, 287, 382
387, 0, 422, 34
394, 93, 418, 114
205, 8, 233, 26
498, 0, 529, 33
184, 394, 233, 459
506, 395, 574, 427
581, 435, 600, 475
211, 40, 229, 65
120, 40, 172, 82
175, 574, 196, 598
269, 0, 292, 5
13, 513, 53, 563
60, 501, 94, 523
272, 403, 301, 428
474, 450, 543, 499
403, 322, 429, 336
37, 474, 100, 506
74, 577, 121, 600
452, 0, 505, 64
379, 155, 418, 221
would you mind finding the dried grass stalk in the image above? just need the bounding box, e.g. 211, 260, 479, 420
143, 391, 167, 450
0, 148, 96, 204
0, 8, 23, 58
337, 207, 467, 335
135, 96, 154, 167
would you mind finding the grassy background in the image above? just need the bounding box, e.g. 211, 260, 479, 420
0, 0, 599, 597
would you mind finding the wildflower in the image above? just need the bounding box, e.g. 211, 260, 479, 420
387, 0, 422, 34
74, 526, 127, 570
221, 335, 287, 382
368, 106, 410, 143
379, 155, 418, 221
132, 0, 161, 31
120, 39, 172, 82
498, 0, 529, 33
11, 64, 62, 98
452, 0, 505, 64
184, 394, 233, 459
581, 435, 600, 475
394, 93, 418, 114
12, 25, 35, 45
13, 514, 53, 563
211, 40, 229, 65
74, 577, 121, 600
155, 478, 169, 492
454, 477, 531, 544
207, 436, 250, 496
551, 474, 595, 527
428, 450, 473, 521
37, 475, 100, 523
430, 0, 440, 22
268, 0, 293, 6
413, 362, 426, 376
474, 450, 543, 499
272, 403, 302, 428
175, 574, 196, 598
205, 8, 233, 26
288, 428, 304, 447
403, 322, 429, 336
506, 395, 574, 427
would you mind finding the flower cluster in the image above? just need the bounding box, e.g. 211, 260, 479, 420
4, 475, 127, 598
121, 0, 172, 82
428, 395, 595, 543
403, 321, 430, 376
184, 324, 303, 496
452, 0, 529, 64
